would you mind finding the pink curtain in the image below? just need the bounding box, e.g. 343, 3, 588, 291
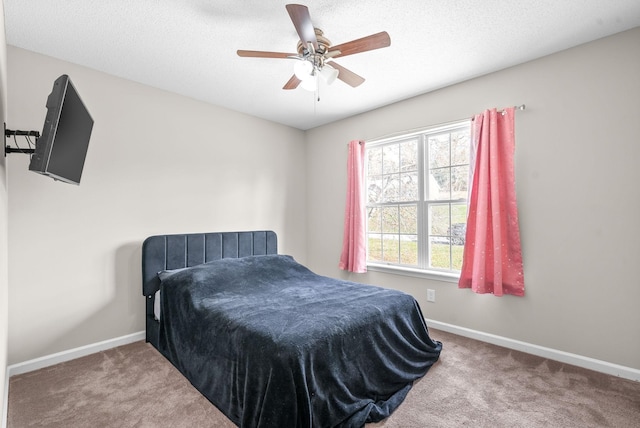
458, 107, 525, 296
339, 140, 367, 273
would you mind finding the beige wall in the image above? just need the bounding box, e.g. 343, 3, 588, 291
306, 27, 640, 370
6, 47, 307, 364
0, 0, 9, 406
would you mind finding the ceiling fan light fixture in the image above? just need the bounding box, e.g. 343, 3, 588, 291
320, 65, 339, 85
294, 60, 314, 80
300, 75, 317, 91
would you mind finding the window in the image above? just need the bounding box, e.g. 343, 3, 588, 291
366, 121, 471, 277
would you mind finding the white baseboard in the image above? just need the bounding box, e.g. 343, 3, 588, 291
3, 331, 145, 428
6, 331, 145, 378
426, 319, 640, 382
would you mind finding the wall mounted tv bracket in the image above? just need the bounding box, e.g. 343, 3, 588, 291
4, 123, 39, 156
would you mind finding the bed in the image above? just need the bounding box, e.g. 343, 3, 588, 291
142, 230, 442, 428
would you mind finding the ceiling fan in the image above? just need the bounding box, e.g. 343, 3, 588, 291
237, 4, 391, 91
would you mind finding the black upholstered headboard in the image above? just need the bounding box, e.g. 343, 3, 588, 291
142, 230, 277, 347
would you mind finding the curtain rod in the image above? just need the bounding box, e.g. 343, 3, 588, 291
503, 104, 526, 113
363, 104, 526, 144
498, 104, 526, 116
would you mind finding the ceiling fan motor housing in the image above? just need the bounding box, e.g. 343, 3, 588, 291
297, 28, 331, 55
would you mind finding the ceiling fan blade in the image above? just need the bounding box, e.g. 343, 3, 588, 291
286, 4, 318, 50
283, 75, 302, 90
328, 31, 391, 58
328, 61, 365, 87
237, 50, 296, 59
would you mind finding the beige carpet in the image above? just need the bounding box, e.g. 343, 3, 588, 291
7, 329, 640, 427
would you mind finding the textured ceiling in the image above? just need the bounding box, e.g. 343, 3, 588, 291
4, 1, 640, 130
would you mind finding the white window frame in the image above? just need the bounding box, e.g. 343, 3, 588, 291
365, 119, 471, 282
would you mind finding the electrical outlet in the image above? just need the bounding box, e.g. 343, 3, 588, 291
427, 289, 436, 302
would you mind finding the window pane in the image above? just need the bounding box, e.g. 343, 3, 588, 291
429, 237, 451, 269
382, 174, 400, 202
427, 173, 441, 200
382, 235, 399, 263
451, 165, 469, 199
451, 130, 470, 166
400, 139, 418, 172
400, 236, 418, 265
368, 234, 383, 262
431, 168, 451, 200
383, 144, 399, 174
450, 203, 467, 246
399, 205, 417, 234
400, 172, 418, 202
449, 223, 466, 246
428, 134, 450, 168
381, 206, 399, 234
452, 245, 464, 270
367, 207, 382, 233
451, 203, 468, 225
429, 204, 450, 237
367, 146, 383, 176
368, 175, 383, 204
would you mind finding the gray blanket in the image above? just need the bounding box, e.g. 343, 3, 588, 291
158, 255, 442, 428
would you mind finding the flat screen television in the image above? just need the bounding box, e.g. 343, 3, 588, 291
29, 74, 94, 185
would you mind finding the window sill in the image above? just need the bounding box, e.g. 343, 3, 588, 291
366, 263, 460, 283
